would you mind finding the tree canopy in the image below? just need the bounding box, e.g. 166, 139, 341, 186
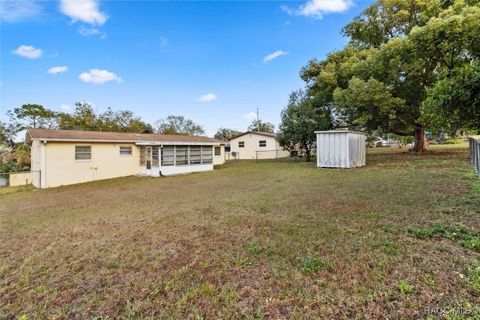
0, 121, 15, 146
300, 0, 480, 151
7, 102, 154, 136
214, 128, 241, 141
58, 102, 154, 133
277, 90, 333, 161
248, 120, 275, 133
155, 115, 205, 135
421, 59, 480, 134
7, 104, 58, 133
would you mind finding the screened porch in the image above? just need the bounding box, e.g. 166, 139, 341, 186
138, 145, 214, 176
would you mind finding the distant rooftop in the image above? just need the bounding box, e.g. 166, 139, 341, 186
230, 131, 277, 140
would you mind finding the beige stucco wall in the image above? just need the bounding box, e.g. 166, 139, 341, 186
30, 140, 42, 187
229, 133, 290, 159
9, 172, 33, 187
213, 144, 225, 165
38, 142, 139, 188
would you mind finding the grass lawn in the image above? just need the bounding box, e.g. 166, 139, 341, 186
1, 146, 479, 319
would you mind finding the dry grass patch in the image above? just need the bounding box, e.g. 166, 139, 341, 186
1, 146, 479, 319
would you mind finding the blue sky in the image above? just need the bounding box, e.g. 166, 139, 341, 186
0, 0, 371, 136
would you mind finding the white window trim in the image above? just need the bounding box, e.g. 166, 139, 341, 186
119, 146, 133, 156
75, 145, 92, 161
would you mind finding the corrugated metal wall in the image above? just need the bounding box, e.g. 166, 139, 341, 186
316, 131, 366, 168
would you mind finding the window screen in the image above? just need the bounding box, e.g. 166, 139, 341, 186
214, 146, 221, 156
189, 146, 201, 164
161, 146, 174, 166
176, 146, 188, 165
75, 146, 91, 160
201, 146, 213, 164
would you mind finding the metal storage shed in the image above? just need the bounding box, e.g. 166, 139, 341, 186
315, 130, 366, 168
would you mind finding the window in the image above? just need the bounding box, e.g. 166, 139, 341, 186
176, 146, 188, 165
161, 146, 174, 166
120, 146, 132, 156
75, 146, 91, 160
238, 141, 245, 148
189, 146, 201, 164
201, 146, 213, 164
225, 145, 231, 152
214, 146, 221, 156
259, 140, 267, 147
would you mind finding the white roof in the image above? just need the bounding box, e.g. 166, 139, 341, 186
315, 130, 366, 135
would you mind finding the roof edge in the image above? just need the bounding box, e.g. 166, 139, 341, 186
230, 131, 277, 140
29, 137, 222, 145
315, 130, 366, 135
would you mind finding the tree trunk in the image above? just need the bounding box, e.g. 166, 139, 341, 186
305, 147, 311, 162
412, 125, 429, 152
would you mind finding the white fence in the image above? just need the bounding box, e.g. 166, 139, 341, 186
470, 137, 480, 176
255, 149, 291, 160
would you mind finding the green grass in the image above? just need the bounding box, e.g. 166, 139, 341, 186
1, 145, 479, 319
397, 281, 414, 294
408, 224, 480, 251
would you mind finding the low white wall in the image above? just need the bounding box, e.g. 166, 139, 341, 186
9, 172, 33, 187
140, 164, 214, 176
256, 149, 290, 159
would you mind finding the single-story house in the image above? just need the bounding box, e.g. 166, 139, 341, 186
26, 128, 225, 188
227, 131, 290, 160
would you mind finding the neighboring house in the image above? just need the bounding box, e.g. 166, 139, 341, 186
26, 128, 225, 189
228, 131, 290, 160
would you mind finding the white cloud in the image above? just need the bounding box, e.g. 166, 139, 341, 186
198, 93, 217, 102
60, 104, 71, 112
244, 112, 257, 119
60, 0, 108, 26
263, 50, 288, 63
282, 0, 352, 19
12, 45, 42, 59
0, 0, 42, 22
78, 25, 106, 38
79, 69, 122, 84
47, 66, 68, 74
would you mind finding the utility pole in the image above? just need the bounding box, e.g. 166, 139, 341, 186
256, 107, 260, 132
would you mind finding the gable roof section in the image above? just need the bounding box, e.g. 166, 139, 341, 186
230, 131, 277, 140
26, 128, 223, 145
